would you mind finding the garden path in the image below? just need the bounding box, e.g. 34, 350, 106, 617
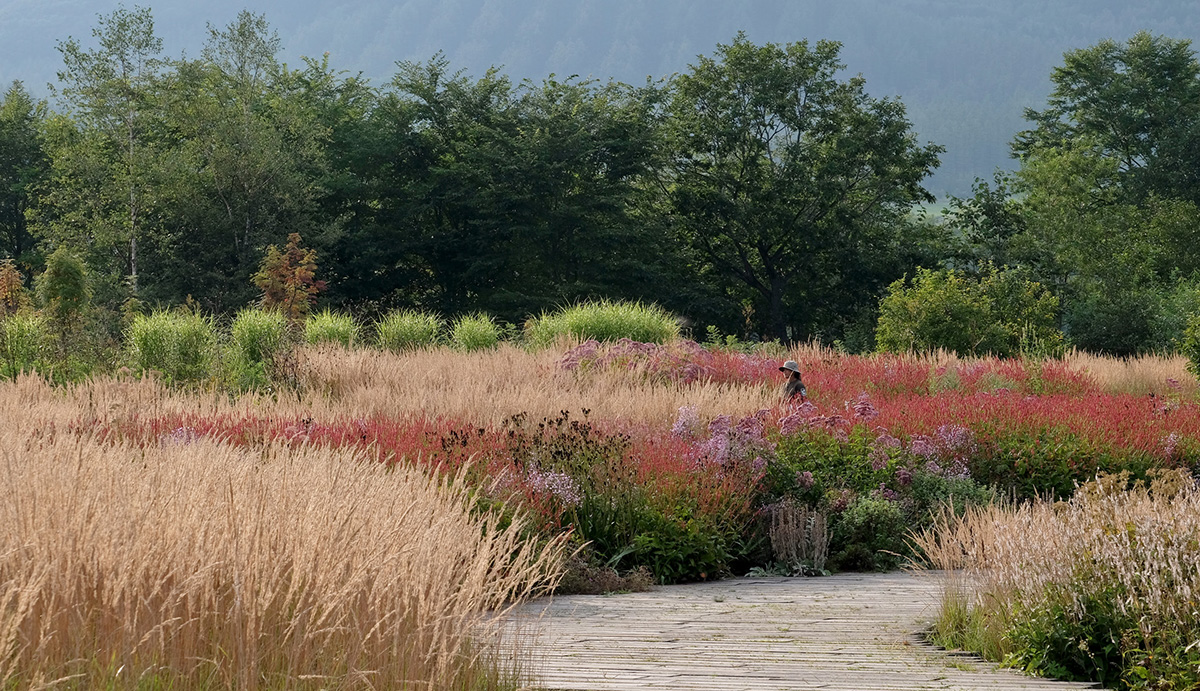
511, 571, 1100, 691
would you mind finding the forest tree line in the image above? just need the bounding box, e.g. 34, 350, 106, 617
1, 6, 1199, 356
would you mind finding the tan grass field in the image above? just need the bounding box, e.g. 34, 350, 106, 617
1, 344, 1196, 688
0, 374, 569, 690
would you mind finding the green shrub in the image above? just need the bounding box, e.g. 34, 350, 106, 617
1005, 593, 1128, 685
375, 310, 442, 351
525, 300, 680, 348
0, 311, 48, 379
127, 310, 217, 383
876, 264, 1062, 357
304, 308, 358, 347
451, 313, 500, 351
1064, 287, 1158, 358
829, 498, 907, 572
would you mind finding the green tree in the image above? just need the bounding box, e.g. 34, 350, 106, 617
43, 5, 165, 298
1014, 32, 1200, 206
350, 56, 674, 322
0, 82, 48, 267
956, 34, 1200, 355
150, 11, 328, 311
663, 33, 942, 341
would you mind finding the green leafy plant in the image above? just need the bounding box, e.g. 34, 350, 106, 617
375, 309, 442, 351
304, 308, 358, 347
876, 264, 1062, 357
35, 248, 91, 354
451, 313, 500, 351
829, 497, 907, 572
126, 309, 217, 383
1182, 312, 1200, 380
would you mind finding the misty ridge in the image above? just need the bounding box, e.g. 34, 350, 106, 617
0, 0, 1197, 196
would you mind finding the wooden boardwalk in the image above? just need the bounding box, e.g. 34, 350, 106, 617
510, 572, 1100, 691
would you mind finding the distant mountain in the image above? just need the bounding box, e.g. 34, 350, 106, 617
3, 0, 1197, 196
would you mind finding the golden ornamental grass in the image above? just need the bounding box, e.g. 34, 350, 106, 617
292, 344, 775, 426
1065, 348, 1197, 396
0, 380, 569, 690
911, 470, 1200, 661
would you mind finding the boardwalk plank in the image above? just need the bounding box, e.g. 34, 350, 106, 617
509, 572, 1100, 691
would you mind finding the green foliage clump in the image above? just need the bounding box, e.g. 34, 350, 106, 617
450, 313, 500, 351
0, 311, 48, 379
36, 248, 91, 323
229, 307, 290, 390
35, 248, 92, 355
126, 310, 217, 383
1182, 313, 1200, 381
876, 264, 1062, 357
525, 300, 681, 348
374, 310, 442, 351
828, 498, 907, 572
304, 308, 358, 347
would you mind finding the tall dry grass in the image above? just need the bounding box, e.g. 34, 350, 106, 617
1065, 348, 1197, 396
0, 380, 569, 690
911, 470, 1200, 684
294, 344, 776, 426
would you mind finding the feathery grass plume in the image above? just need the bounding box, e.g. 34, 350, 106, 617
0, 420, 569, 689
375, 309, 442, 351
304, 307, 359, 347
294, 344, 773, 425
0, 311, 48, 380
525, 300, 681, 348
126, 309, 217, 383
910, 471, 1200, 687
1064, 347, 1196, 396
452, 313, 500, 351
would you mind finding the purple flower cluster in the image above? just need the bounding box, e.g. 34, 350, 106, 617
868, 431, 902, 469
871, 483, 901, 502
671, 405, 702, 440
901, 425, 974, 479
847, 393, 879, 421
696, 409, 776, 468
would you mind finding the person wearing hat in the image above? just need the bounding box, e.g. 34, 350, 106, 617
779, 360, 807, 403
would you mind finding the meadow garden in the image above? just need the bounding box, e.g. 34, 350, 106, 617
2, 299, 1199, 689
4, 10, 1200, 689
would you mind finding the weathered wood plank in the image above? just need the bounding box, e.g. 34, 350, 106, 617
508, 572, 1100, 691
